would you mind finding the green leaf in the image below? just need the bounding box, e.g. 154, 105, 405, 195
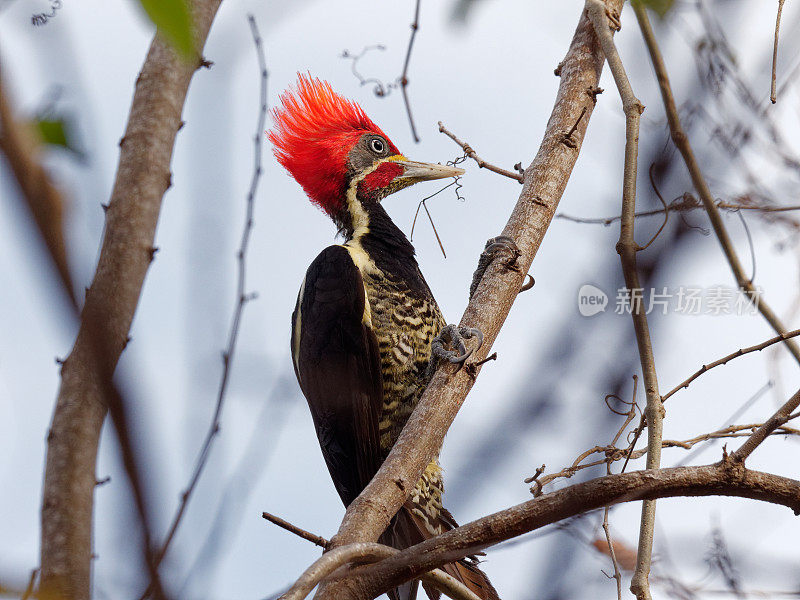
137, 0, 195, 59
637, 0, 675, 17
35, 118, 69, 149
34, 117, 87, 161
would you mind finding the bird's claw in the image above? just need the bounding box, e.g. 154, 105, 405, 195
469, 235, 521, 299
428, 325, 484, 376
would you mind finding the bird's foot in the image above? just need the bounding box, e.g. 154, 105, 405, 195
469, 235, 521, 299
427, 324, 484, 377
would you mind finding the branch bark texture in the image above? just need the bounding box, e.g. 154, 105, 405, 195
315, 2, 623, 597
39, 4, 222, 598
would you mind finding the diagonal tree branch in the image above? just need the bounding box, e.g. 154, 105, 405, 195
314, 1, 624, 597
39, 2, 224, 599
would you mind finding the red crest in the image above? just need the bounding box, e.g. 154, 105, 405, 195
269, 74, 400, 216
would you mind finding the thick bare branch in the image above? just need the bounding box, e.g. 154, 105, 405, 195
342, 465, 800, 599
314, 2, 623, 597
39, 3, 223, 598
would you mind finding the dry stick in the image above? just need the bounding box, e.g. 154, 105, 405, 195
282, 543, 482, 600
632, 3, 800, 366
557, 199, 800, 225
313, 2, 624, 598
732, 387, 800, 463
400, 0, 421, 142
38, 2, 223, 598
771, 0, 786, 103
438, 121, 525, 183
662, 329, 800, 402
140, 16, 267, 596
0, 54, 76, 307
337, 465, 800, 598
585, 2, 661, 599
262, 512, 330, 549
602, 509, 623, 600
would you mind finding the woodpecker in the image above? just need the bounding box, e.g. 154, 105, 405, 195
270, 75, 500, 600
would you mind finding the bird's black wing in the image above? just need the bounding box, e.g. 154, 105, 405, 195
291, 245, 383, 507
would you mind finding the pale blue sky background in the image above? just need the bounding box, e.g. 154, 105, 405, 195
2, 0, 800, 598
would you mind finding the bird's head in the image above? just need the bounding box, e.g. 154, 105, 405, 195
269, 74, 463, 232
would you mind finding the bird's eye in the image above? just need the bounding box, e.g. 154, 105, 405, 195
370, 138, 385, 154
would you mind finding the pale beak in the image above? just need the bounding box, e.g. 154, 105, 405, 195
395, 159, 465, 182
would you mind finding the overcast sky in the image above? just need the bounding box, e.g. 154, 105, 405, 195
2, 1, 800, 598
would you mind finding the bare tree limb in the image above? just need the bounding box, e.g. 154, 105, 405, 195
39, 2, 223, 598
632, 3, 800, 366
662, 329, 800, 402
314, 2, 624, 597
338, 465, 800, 599
584, 2, 661, 598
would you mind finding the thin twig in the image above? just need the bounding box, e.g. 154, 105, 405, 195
438, 121, 525, 183
633, 3, 800, 366
340, 45, 392, 97
637, 164, 669, 251
602, 510, 623, 600
731, 387, 800, 462
144, 13, 266, 592
400, 0, 421, 142
557, 197, 800, 226
21, 568, 38, 600
409, 181, 455, 258
585, 2, 661, 599
771, 0, 786, 103
262, 512, 329, 549
662, 329, 800, 402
